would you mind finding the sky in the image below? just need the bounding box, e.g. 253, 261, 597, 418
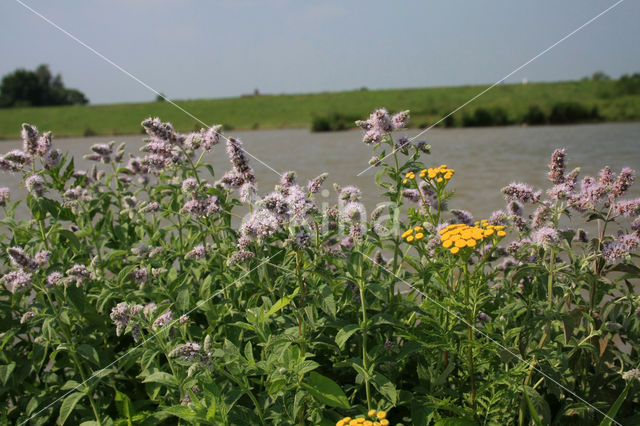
1, 0, 639, 105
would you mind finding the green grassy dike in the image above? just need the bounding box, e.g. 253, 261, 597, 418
0, 79, 639, 138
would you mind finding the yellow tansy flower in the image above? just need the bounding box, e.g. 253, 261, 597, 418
451, 247, 460, 254
454, 239, 467, 248
406, 235, 414, 242
442, 239, 453, 248
376, 411, 387, 420
415, 232, 424, 240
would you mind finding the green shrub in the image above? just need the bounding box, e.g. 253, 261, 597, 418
522, 105, 547, 125
548, 101, 600, 124
462, 106, 511, 127
311, 112, 359, 132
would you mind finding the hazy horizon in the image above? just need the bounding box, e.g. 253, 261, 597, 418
2, 0, 639, 105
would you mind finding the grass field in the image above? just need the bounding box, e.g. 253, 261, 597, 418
0, 79, 639, 138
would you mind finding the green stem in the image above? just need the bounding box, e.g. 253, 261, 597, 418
462, 262, 476, 416
39, 285, 103, 425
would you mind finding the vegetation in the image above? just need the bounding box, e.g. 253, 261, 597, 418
0, 77, 639, 138
0, 64, 88, 108
1, 110, 639, 425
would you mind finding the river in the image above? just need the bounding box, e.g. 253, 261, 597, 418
1, 122, 639, 221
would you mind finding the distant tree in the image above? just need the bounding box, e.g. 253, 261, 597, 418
0, 64, 88, 108
615, 73, 640, 95
155, 93, 166, 102
591, 71, 610, 81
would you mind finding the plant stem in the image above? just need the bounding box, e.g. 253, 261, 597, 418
462, 262, 476, 416
358, 251, 372, 411
359, 284, 372, 412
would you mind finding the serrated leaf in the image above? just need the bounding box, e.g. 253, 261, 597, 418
335, 324, 359, 350
115, 388, 134, 422
301, 372, 350, 409
599, 381, 631, 426
265, 289, 299, 319
522, 386, 550, 426
161, 405, 199, 422
372, 373, 397, 404
142, 371, 178, 387
59, 391, 85, 425
298, 360, 320, 376
434, 419, 478, 426
0, 363, 16, 385
76, 344, 100, 366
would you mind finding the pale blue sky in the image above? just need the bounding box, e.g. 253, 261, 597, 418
1, 0, 638, 105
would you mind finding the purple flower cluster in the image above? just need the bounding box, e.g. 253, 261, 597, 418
548, 148, 566, 185
25, 175, 45, 197
110, 302, 134, 336
531, 226, 558, 248
240, 172, 318, 241
169, 343, 202, 362
180, 195, 220, 218
602, 233, 640, 263
64, 264, 94, 287
0, 187, 9, 206
85, 142, 114, 163
451, 209, 474, 226
307, 173, 328, 194
152, 310, 174, 329
1, 270, 32, 293
186, 244, 209, 260
227, 249, 256, 267
0, 124, 58, 172
216, 138, 255, 190
501, 183, 541, 204
356, 109, 410, 145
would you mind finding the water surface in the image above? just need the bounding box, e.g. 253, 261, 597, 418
1, 123, 639, 221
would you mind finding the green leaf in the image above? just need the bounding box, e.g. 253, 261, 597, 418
142, 371, 178, 387
522, 386, 550, 426
301, 372, 350, 409
161, 405, 199, 422
318, 284, 336, 319
206, 398, 217, 421
59, 391, 85, 425
0, 363, 16, 385
265, 289, 299, 319
524, 387, 543, 426
410, 398, 434, 426
372, 373, 397, 405
76, 344, 100, 366
114, 389, 134, 423
335, 324, 359, 350
599, 381, 631, 426
176, 288, 190, 311
433, 419, 477, 426
140, 349, 158, 372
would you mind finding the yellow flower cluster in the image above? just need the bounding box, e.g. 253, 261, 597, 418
336, 410, 389, 426
439, 221, 506, 254
401, 226, 425, 243
403, 165, 454, 184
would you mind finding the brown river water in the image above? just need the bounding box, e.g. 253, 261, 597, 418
1, 122, 639, 222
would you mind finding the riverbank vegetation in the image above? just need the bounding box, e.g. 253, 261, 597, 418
1, 109, 639, 424
0, 74, 639, 138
